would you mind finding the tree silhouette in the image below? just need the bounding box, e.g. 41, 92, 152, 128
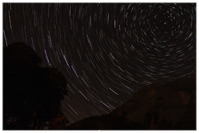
3, 42, 69, 129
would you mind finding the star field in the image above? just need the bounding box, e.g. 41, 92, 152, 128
3, 3, 196, 124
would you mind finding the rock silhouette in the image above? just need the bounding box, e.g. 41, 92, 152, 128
66, 75, 196, 130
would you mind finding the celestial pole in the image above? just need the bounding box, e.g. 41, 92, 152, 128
3, 3, 196, 124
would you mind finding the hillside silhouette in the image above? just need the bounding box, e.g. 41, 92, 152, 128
66, 75, 196, 130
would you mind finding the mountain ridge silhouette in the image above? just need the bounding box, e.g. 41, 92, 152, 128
65, 74, 196, 130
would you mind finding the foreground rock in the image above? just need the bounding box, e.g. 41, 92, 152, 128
66, 75, 196, 130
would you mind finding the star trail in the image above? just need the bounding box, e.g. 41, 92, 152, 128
3, 3, 196, 124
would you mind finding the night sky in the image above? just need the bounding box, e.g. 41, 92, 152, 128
3, 3, 196, 124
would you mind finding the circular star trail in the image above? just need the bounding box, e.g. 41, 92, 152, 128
3, 3, 196, 124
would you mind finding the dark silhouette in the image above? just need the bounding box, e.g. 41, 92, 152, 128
3, 42, 69, 129
66, 75, 196, 130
